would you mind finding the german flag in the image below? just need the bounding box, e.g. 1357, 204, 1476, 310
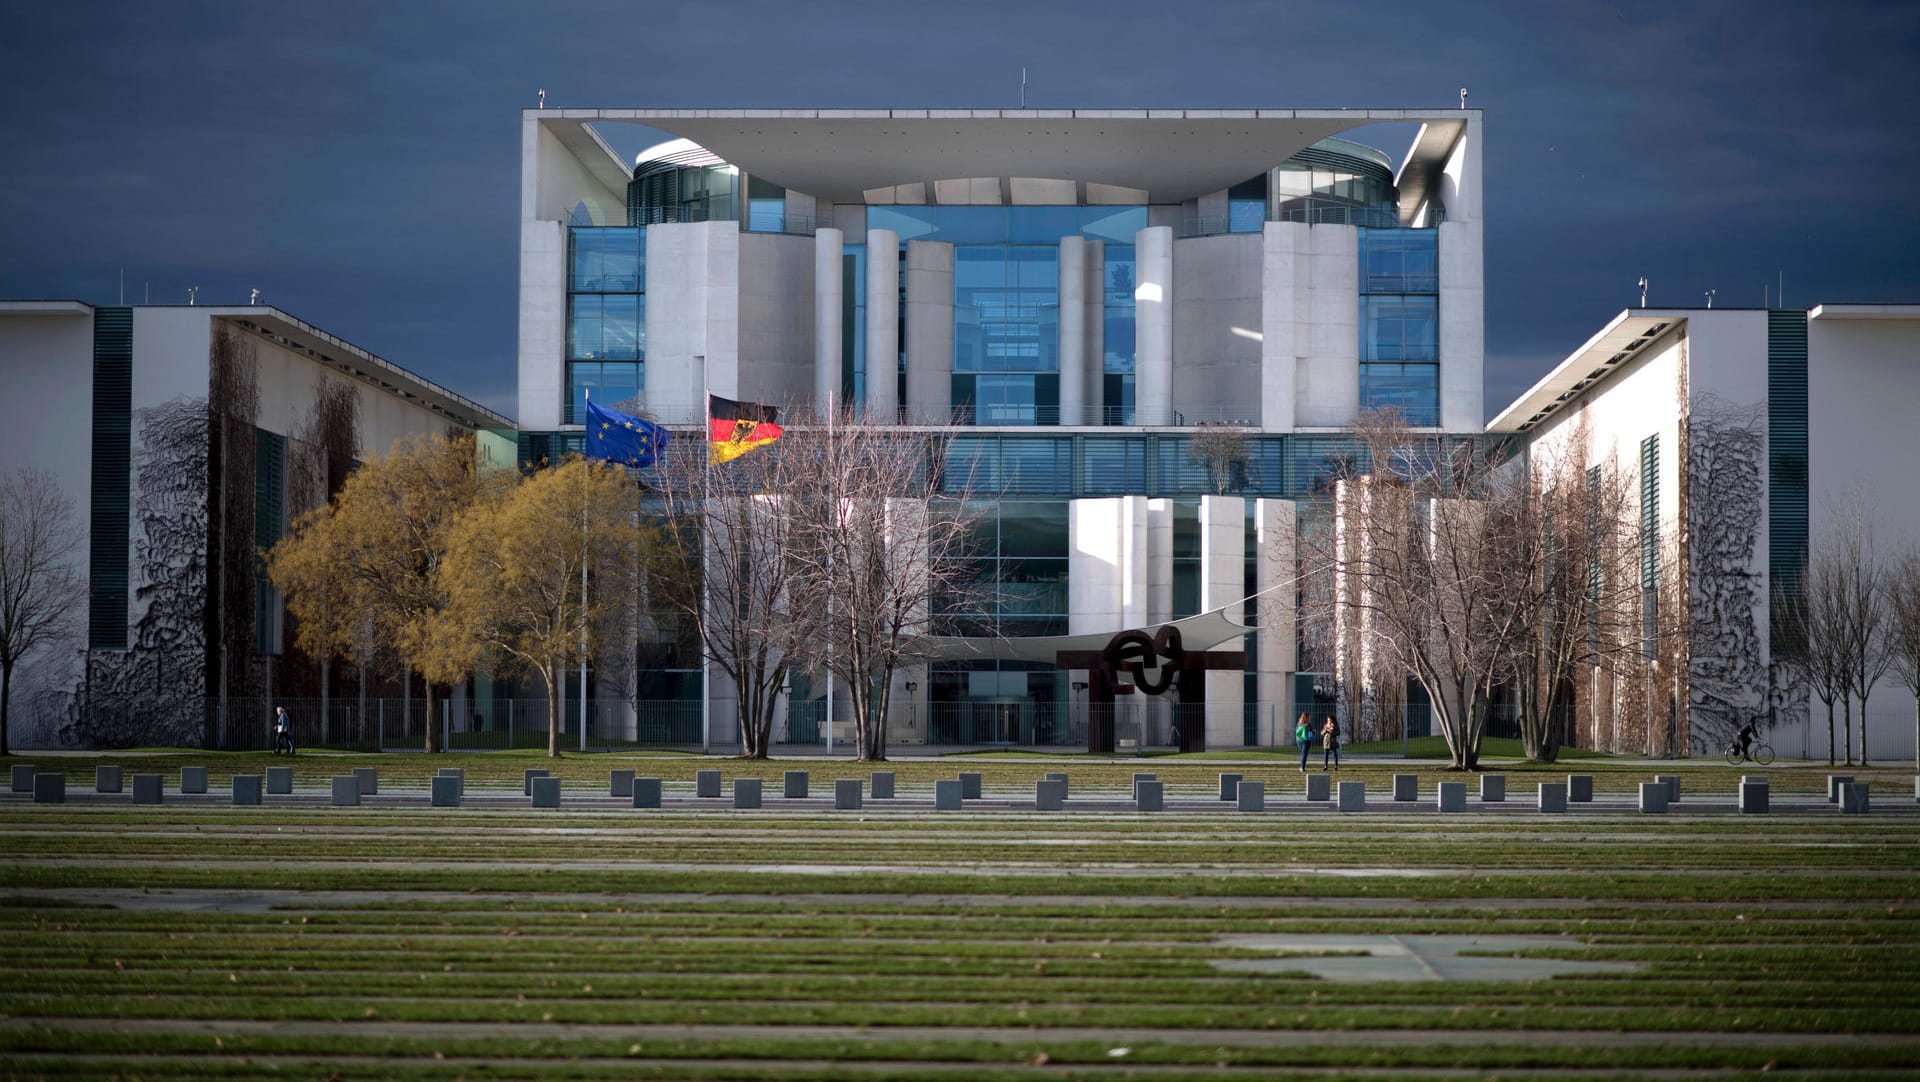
707, 394, 783, 464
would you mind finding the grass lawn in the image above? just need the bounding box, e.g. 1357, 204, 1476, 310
2, 751, 1917, 1078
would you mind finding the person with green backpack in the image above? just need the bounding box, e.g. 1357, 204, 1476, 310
1295, 713, 1314, 772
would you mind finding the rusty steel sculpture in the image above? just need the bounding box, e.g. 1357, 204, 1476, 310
1057, 625, 1245, 753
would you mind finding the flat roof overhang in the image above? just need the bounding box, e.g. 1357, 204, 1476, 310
1486, 310, 1686, 434
1808, 304, 1920, 321
532, 108, 1472, 207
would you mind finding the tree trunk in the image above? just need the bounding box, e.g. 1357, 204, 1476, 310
320, 656, 330, 747
1913, 697, 1918, 773
1859, 691, 1871, 766
1, 661, 12, 757
1826, 699, 1835, 766
1843, 696, 1852, 766
424, 674, 438, 754
546, 662, 562, 759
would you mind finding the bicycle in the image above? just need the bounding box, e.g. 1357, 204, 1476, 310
1724, 740, 1774, 766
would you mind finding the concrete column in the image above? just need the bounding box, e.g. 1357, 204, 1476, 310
1085, 239, 1106, 424
1260, 223, 1300, 432
904, 239, 953, 423
1057, 236, 1087, 426
813, 227, 843, 417
1200, 495, 1246, 748
1146, 497, 1174, 745
865, 228, 900, 422
1134, 226, 1174, 424
1069, 496, 1150, 635
1255, 499, 1296, 747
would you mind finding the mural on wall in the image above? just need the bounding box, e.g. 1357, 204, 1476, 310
1684, 397, 1789, 752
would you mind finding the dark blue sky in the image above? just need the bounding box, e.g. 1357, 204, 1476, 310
3, 0, 1916, 420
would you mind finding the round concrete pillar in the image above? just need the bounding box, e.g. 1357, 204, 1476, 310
813, 227, 844, 419
1085, 238, 1106, 424
865, 229, 900, 422
1134, 226, 1173, 425
1057, 236, 1086, 426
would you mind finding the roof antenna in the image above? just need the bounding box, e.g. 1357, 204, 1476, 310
250, 288, 261, 305
1637, 276, 1648, 307
1704, 289, 1715, 309
1459, 87, 1468, 109
187, 286, 198, 306
1020, 67, 1027, 108
537, 88, 546, 109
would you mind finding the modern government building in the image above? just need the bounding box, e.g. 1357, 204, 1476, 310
3, 104, 1916, 761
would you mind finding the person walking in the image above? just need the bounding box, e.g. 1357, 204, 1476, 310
1321, 715, 1341, 771
1295, 713, 1314, 772
272, 706, 295, 756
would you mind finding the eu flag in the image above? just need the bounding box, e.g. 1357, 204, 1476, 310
584, 398, 669, 468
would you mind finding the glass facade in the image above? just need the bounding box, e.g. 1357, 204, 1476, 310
1359, 229, 1440, 426
567, 227, 646, 424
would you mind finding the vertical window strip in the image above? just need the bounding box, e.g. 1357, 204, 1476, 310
254, 429, 285, 654
1767, 310, 1809, 609
1640, 434, 1660, 659
88, 307, 133, 649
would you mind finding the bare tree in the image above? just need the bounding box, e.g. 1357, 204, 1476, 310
1188, 422, 1251, 495
1885, 547, 1920, 772
0, 470, 82, 756
1776, 545, 1852, 766
1830, 505, 1893, 766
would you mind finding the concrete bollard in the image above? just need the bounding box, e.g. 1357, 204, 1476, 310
1480, 774, 1505, 803
1392, 774, 1417, 802
733, 777, 762, 809
1219, 773, 1242, 801
437, 768, 464, 796
1035, 779, 1065, 811
1656, 775, 1681, 803
1638, 781, 1669, 813
1742, 774, 1767, 787
1840, 782, 1870, 815
610, 770, 634, 798
1336, 780, 1366, 812
1567, 774, 1593, 803
531, 776, 562, 808
96, 766, 123, 793
696, 769, 722, 798
835, 779, 862, 810
1739, 780, 1769, 814
431, 776, 461, 808
352, 767, 379, 796
1437, 781, 1467, 812
181, 766, 207, 794
1135, 779, 1164, 812
784, 770, 809, 799
10, 765, 35, 792
870, 771, 895, 799
266, 766, 292, 795
1237, 780, 1265, 812
632, 778, 662, 809
959, 772, 983, 799
32, 774, 65, 803
132, 774, 163, 805
331, 776, 360, 807
1132, 772, 1157, 800
1043, 771, 1069, 793
1306, 773, 1331, 801
523, 769, 549, 796
1538, 782, 1568, 813
1827, 775, 1853, 803
935, 779, 963, 810
232, 775, 262, 806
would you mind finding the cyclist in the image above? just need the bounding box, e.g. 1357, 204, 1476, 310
1732, 720, 1757, 763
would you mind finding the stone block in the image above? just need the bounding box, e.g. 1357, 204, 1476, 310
696, 769, 722, 798
1437, 781, 1466, 812
934, 779, 962, 810
835, 779, 862, 810
352, 767, 379, 795
437, 768, 463, 795
1336, 780, 1365, 812
609, 770, 634, 797
1739, 780, 1768, 814
431, 776, 461, 808
1218, 773, 1242, 801
132, 774, 163, 805
1135, 779, 1164, 811
32, 773, 64, 803
1306, 773, 1330, 801
1479, 774, 1505, 803
331, 776, 360, 807
733, 777, 762, 809
180, 766, 207, 794
1237, 780, 1265, 811
870, 771, 895, 799
531, 776, 561, 808
1132, 772, 1157, 799
1827, 775, 1853, 803
1035, 779, 1065, 811
784, 770, 809, 799
1537, 782, 1568, 813
232, 775, 262, 806
959, 772, 983, 799
1741, 774, 1767, 788
1638, 781, 1668, 814
1043, 771, 1069, 796
1392, 774, 1417, 802
1840, 782, 1870, 815
1656, 774, 1681, 803
633, 778, 662, 808
1567, 774, 1593, 803
96, 765, 123, 793
523, 768, 549, 796
266, 766, 292, 795
10, 765, 35, 792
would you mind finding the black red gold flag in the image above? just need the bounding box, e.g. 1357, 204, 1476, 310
707, 394, 783, 464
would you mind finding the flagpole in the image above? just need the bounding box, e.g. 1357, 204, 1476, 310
700, 361, 712, 755
580, 391, 589, 754
825, 390, 834, 758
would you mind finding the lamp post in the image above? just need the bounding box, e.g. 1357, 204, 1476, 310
904, 680, 917, 736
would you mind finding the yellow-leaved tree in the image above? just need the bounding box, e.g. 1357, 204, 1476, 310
441, 458, 638, 758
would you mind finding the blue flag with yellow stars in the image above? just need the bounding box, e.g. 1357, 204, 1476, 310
584, 398, 668, 468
